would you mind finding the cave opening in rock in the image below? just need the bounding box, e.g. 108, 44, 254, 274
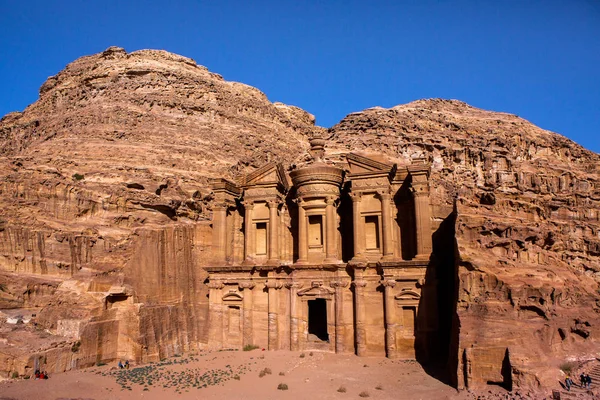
308, 298, 328, 341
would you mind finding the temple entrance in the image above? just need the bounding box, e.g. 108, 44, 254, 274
308, 298, 329, 341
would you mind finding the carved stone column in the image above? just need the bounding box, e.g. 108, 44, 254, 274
381, 279, 397, 358
297, 199, 308, 264
243, 201, 255, 265
267, 200, 280, 265
352, 277, 368, 356
207, 280, 224, 349
350, 192, 366, 262
265, 280, 282, 350
331, 279, 349, 353
240, 282, 255, 347
212, 203, 228, 263
324, 196, 338, 263
378, 191, 395, 261
286, 282, 302, 351
412, 181, 432, 259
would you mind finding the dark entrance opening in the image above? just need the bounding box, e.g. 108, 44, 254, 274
308, 298, 328, 341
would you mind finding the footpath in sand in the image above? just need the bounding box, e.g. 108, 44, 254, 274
0, 349, 475, 400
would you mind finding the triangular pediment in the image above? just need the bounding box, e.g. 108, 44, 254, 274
297, 286, 334, 297
346, 153, 394, 174
243, 162, 289, 190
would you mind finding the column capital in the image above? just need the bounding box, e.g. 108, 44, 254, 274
410, 182, 430, 197
326, 196, 337, 206
213, 202, 229, 210
265, 280, 284, 290
349, 192, 362, 202
330, 280, 349, 288
285, 281, 303, 289
380, 279, 396, 288
242, 200, 255, 209
267, 199, 280, 208
239, 281, 256, 290
207, 281, 224, 290
376, 189, 392, 200
352, 280, 368, 288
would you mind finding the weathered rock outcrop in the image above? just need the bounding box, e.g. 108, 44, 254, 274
0, 46, 319, 377
326, 100, 600, 389
0, 48, 598, 393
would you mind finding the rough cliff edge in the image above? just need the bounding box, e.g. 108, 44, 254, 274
0, 47, 598, 393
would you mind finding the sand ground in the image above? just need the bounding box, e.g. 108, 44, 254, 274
0, 350, 479, 400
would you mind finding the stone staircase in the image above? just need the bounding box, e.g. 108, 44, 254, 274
554, 361, 600, 399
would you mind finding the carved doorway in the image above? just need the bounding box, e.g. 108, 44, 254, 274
308, 298, 329, 342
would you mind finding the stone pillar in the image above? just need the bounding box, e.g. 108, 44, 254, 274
297, 200, 308, 264
352, 277, 368, 356
240, 282, 255, 347
207, 280, 224, 349
379, 191, 395, 261
382, 279, 397, 358
412, 182, 432, 259
324, 196, 338, 263
266, 280, 282, 350
350, 192, 366, 262
267, 200, 279, 265
212, 203, 228, 263
243, 201, 255, 265
331, 279, 349, 353
287, 282, 302, 351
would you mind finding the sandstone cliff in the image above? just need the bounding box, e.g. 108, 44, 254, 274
327, 100, 600, 389
0, 46, 319, 375
1, 47, 598, 392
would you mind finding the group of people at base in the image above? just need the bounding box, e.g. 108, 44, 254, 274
564, 373, 592, 391
34, 370, 49, 380
117, 360, 130, 370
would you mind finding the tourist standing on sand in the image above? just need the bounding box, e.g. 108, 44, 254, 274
581, 373, 586, 388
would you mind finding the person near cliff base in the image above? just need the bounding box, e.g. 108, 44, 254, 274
586, 374, 592, 389
581, 373, 586, 388
118, 360, 124, 369
125, 360, 130, 370
565, 376, 573, 391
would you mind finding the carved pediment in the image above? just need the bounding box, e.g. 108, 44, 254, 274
346, 153, 394, 174
394, 289, 420, 301
297, 285, 335, 297
242, 162, 289, 191
222, 291, 243, 302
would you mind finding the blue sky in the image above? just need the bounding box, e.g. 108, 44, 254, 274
1, 0, 598, 152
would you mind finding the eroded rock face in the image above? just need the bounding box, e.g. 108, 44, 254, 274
0, 46, 319, 376
0, 48, 598, 392
327, 99, 600, 389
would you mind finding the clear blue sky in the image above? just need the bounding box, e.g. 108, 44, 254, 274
1, 0, 598, 152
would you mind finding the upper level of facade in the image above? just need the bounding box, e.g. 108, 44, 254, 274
210, 137, 433, 268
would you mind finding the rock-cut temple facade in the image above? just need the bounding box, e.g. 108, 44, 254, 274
206, 138, 437, 359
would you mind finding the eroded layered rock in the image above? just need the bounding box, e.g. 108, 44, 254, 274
0, 48, 598, 393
